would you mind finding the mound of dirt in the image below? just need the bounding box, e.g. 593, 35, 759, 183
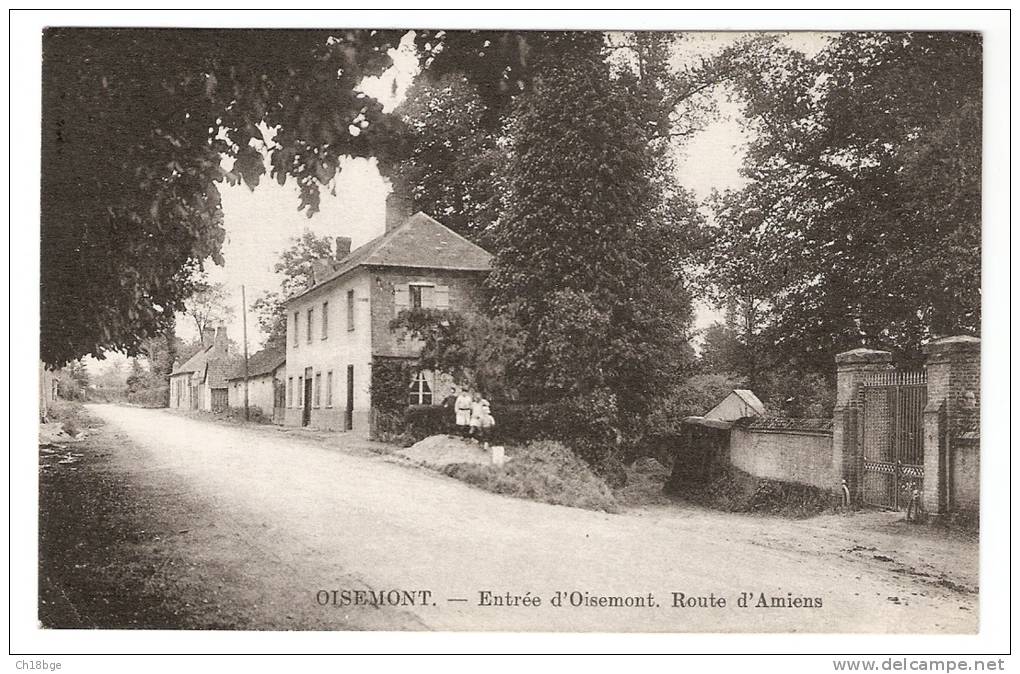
397, 434, 493, 468
616, 457, 673, 507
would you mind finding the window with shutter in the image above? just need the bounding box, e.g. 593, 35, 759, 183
435, 285, 450, 309
394, 285, 409, 315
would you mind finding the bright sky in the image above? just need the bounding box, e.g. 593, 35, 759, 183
93, 31, 834, 373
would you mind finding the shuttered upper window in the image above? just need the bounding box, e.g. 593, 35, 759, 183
395, 283, 449, 314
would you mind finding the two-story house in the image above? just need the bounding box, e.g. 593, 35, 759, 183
282, 210, 491, 435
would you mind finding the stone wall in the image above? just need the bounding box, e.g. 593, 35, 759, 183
729, 418, 838, 492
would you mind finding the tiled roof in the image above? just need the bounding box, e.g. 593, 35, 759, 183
226, 346, 285, 381
171, 344, 212, 375
207, 356, 244, 389
287, 212, 492, 304
739, 417, 834, 433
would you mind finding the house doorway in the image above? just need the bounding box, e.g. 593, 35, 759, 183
303, 367, 313, 427
345, 364, 354, 431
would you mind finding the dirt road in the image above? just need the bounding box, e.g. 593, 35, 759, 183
45, 404, 978, 632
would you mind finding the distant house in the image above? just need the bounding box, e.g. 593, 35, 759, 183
226, 345, 286, 422
169, 325, 240, 412
282, 205, 492, 435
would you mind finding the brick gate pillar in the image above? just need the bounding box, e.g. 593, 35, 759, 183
833, 348, 894, 501
922, 335, 981, 514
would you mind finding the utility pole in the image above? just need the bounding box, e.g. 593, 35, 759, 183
241, 284, 250, 421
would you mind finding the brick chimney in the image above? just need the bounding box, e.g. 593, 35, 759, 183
201, 326, 216, 348
335, 236, 352, 260
213, 323, 228, 355
385, 175, 413, 232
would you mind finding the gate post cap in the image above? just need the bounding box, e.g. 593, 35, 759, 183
922, 335, 980, 355
836, 347, 893, 365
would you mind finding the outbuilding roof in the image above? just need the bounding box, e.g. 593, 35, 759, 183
171, 344, 213, 376
226, 346, 286, 381
287, 212, 492, 304
207, 356, 244, 389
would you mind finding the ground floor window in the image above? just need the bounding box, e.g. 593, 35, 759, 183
287, 377, 293, 407
409, 371, 432, 405
326, 371, 333, 407
314, 373, 322, 407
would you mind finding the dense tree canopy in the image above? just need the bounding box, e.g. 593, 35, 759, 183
41, 28, 403, 365
389, 74, 503, 244
705, 32, 981, 371
487, 33, 696, 435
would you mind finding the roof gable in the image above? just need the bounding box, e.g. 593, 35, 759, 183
704, 389, 766, 422
287, 212, 491, 304
171, 344, 213, 375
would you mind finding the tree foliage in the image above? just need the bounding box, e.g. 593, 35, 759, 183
41, 28, 404, 365
389, 74, 503, 243
391, 307, 526, 400
250, 229, 339, 349
486, 33, 697, 445
273, 229, 339, 296
705, 32, 982, 371
183, 281, 234, 345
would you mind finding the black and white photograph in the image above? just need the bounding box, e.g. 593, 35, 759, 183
10, 7, 1012, 665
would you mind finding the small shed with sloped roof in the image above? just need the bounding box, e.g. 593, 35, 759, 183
226, 346, 286, 421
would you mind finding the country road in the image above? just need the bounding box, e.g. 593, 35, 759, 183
42, 404, 978, 633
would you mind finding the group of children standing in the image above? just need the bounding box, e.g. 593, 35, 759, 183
453, 387, 495, 448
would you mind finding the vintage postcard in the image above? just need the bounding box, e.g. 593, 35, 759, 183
12, 8, 1011, 662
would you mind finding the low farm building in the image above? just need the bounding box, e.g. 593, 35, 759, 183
169, 325, 240, 413
226, 346, 286, 422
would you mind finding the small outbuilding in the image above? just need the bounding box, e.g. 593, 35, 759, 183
226, 345, 286, 423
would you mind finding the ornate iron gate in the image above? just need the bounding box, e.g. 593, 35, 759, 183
860, 371, 926, 509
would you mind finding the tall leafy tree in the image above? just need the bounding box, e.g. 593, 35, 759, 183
41, 28, 404, 365
183, 281, 234, 345
706, 33, 981, 371
251, 230, 338, 348
389, 74, 503, 243
487, 33, 696, 459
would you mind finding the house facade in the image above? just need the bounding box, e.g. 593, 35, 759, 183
282, 211, 491, 435
169, 325, 239, 412
226, 345, 286, 422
